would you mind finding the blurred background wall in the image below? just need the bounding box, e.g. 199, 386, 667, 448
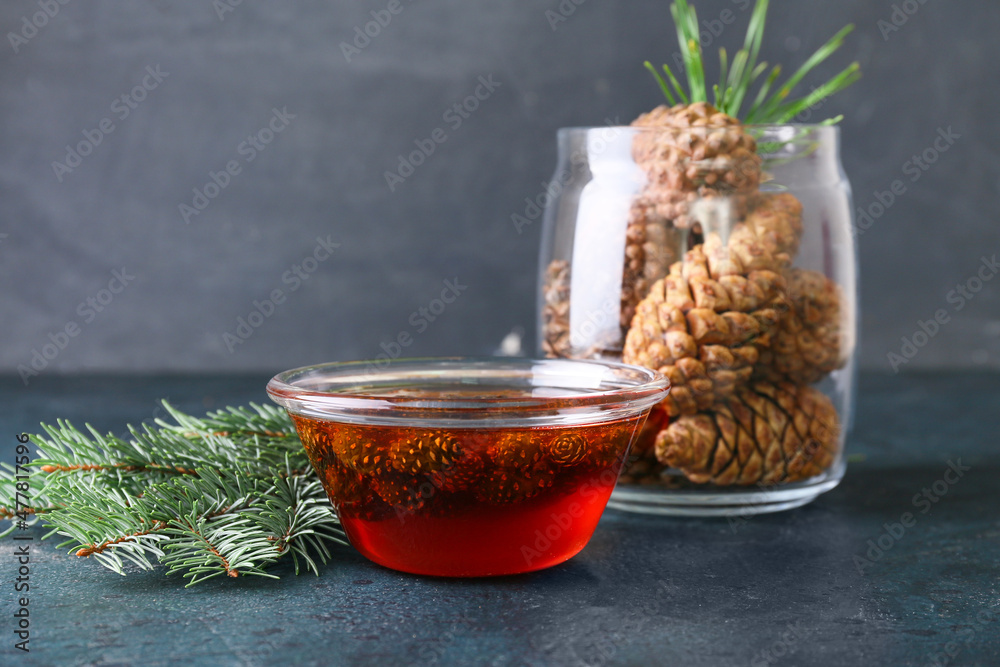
1, 0, 997, 378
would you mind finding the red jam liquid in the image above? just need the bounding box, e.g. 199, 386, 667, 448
292, 411, 646, 577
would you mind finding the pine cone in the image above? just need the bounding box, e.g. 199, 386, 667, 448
332, 439, 383, 474
623, 231, 789, 416
387, 430, 461, 474
621, 200, 684, 330
371, 472, 428, 511
617, 455, 665, 485
545, 111, 807, 361
619, 103, 763, 332
543, 433, 589, 466
620, 189, 801, 337
742, 192, 804, 262
630, 102, 762, 204
294, 417, 339, 470
476, 466, 555, 504
547, 104, 772, 356
655, 381, 840, 485
542, 259, 572, 358
756, 268, 843, 385
294, 416, 387, 475
423, 450, 486, 494
487, 433, 544, 469
542, 258, 623, 359
319, 461, 366, 508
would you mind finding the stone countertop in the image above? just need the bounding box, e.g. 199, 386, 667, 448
1, 372, 997, 666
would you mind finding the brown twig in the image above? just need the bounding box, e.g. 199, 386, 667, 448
181, 429, 291, 439
76, 519, 169, 557
0, 505, 57, 519
39, 463, 199, 475
267, 503, 298, 553
75, 502, 237, 560
181, 516, 240, 578
210, 542, 239, 578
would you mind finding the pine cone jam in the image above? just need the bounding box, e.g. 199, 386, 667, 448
294, 414, 643, 576
267, 359, 669, 577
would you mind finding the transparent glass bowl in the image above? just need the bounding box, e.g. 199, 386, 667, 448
538, 124, 857, 515
267, 357, 668, 576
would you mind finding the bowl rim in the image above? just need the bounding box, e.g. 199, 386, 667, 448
266, 356, 669, 426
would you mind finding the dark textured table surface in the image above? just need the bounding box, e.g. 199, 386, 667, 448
1, 372, 997, 667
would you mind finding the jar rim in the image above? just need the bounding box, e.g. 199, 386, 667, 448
556, 123, 840, 133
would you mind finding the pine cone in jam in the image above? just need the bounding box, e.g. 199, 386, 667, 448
543, 433, 589, 466
423, 450, 487, 495
487, 433, 544, 469
372, 471, 428, 512
295, 415, 386, 475
387, 430, 461, 474
319, 462, 369, 512
476, 466, 556, 504
655, 381, 840, 486
294, 418, 340, 471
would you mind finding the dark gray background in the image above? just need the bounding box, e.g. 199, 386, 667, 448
1, 0, 997, 377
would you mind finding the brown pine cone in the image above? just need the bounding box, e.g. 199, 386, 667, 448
371, 472, 427, 511
623, 233, 789, 416
541, 258, 623, 359
543, 432, 589, 466
621, 200, 684, 330
537, 429, 624, 470
631, 102, 762, 204
620, 185, 804, 342
618, 408, 668, 484
487, 432, 544, 469
620, 103, 763, 338
423, 450, 486, 494
542, 259, 572, 358
655, 381, 840, 486
329, 434, 385, 475
476, 466, 556, 504
617, 455, 665, 485
387, 430, 461, 474
319, 462, 366, 507
742, 192, 804, 262
293, 417, 339, 469
755, 268, 844, 385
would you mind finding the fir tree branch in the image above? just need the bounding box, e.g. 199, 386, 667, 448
0, 402, 347, 584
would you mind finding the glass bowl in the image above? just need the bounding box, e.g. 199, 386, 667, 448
266, 357, 668, 577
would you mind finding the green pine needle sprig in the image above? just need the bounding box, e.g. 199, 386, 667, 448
0, 402, 347, 586
646, 0, 861, 125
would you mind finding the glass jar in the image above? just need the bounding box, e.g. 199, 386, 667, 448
537, 124, 857, 516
